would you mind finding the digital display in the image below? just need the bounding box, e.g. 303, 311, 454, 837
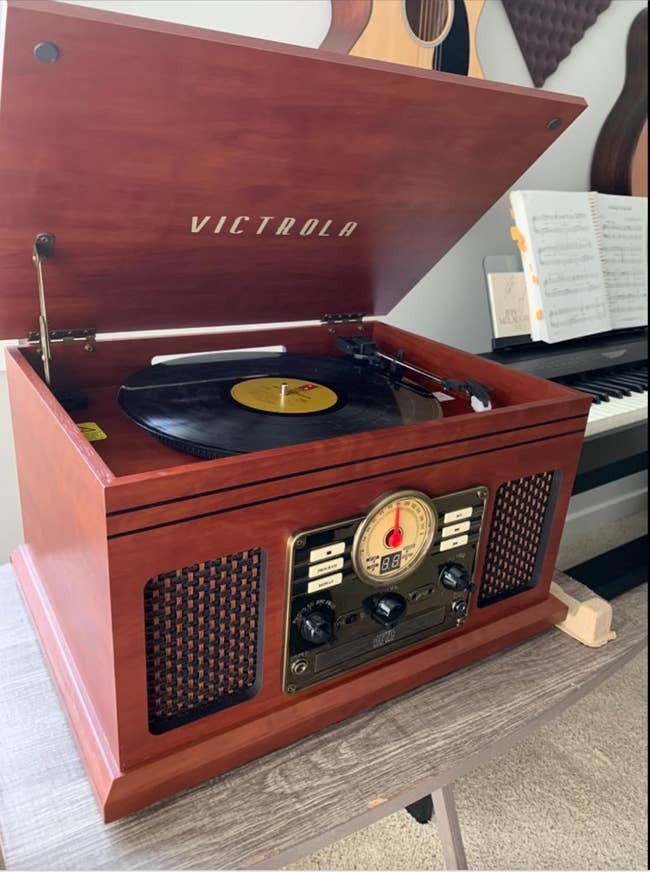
380, 552, 402, 574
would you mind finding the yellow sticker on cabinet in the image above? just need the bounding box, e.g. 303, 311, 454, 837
77, 422, 107, 442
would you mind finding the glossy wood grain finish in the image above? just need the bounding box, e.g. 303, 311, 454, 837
0, 0, 585, 340
6, 352, 120, 806
9, 320, 589, 510
8, 313, 588, 818
106, 430, 582, 774
15, 538, 567, 822
3, 0, 591, 823
9, 328, 588, 819
103, 418, 585, 536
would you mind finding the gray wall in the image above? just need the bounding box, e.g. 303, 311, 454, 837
0, 0, 645, 561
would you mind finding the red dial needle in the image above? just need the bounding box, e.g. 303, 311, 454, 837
387, 505, 403, 549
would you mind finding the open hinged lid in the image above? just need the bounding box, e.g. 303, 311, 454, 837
0, 0, 585, 340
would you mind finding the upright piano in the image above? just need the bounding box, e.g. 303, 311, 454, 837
485, 329, 648, 597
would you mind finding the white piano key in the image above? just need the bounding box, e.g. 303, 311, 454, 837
585, 391, 648, 437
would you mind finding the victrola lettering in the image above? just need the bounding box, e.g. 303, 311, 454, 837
191, 215, 359, 237
0, 0, 590, 822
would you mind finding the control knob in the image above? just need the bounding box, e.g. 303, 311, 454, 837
369, 592, 407, 627
297, 609, 334, 646
439, 563, 473, 592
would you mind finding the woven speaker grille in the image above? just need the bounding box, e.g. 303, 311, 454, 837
478, 472, 555, 607
144, 549, 264, 734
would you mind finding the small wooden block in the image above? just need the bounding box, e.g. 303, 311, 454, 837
551, 581, 616, 648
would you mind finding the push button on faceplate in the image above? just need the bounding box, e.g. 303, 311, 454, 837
443, 507, 473, 524
442, 520, 471, 537
308, 557, 344, 578
309, 541, 345, 563
439, 535, 469, 552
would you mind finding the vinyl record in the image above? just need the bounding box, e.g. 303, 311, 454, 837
118, 351, 442, 458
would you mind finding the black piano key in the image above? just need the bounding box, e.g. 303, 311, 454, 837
610, 374, 646, 393
576, 381, 617, 400
593, 377, 632, 396
613, 377, 646, 393
620, 371, 648, 388
574, 385, 609, 406
574, 385, 607, 402
579, 379, 625, 399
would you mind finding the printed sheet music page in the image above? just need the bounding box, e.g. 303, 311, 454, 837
509, 190, 611, 343
596, 193, 648, 330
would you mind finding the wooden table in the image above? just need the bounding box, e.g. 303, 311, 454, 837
0, 563, 646, 870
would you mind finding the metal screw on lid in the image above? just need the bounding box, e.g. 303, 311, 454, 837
547, 117, 563, 131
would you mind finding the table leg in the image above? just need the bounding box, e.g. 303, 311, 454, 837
432, 785, 468, 871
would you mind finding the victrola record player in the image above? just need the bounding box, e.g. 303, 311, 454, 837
1, 0, 591, 821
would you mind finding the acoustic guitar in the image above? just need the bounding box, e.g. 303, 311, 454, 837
591, 7, 647, 197
321, 0, 485, 78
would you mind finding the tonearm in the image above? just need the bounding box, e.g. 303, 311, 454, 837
336, 337, 492, 413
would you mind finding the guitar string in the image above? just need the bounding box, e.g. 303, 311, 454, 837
418, 0, 427, 65
421, 0, 430, 63
421, 0, 430, 50
418, 0, 426, 67
427, 3, 440, 61
416, 0, 452, 70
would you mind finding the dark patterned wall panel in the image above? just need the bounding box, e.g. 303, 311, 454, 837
502, 0, 611, 87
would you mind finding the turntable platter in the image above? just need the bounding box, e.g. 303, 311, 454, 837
118, 352, 442, 459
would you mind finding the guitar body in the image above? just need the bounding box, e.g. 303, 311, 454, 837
321, 0, 485, 77
591, 7, 648, 197
630, 120, 647, 197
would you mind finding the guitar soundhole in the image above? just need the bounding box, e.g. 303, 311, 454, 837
404, 0, 454, 46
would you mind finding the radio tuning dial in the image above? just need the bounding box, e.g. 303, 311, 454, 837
297, 608, 334, 646
439, 563, 472, 592
352, 490, 436, 586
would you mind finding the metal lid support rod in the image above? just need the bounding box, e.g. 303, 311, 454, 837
28, 233, 91, 411
32, 232, 55, 387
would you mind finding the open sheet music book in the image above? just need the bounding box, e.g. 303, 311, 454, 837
509, 190, 648, 343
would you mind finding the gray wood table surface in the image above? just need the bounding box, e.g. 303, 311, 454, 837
0, 563, 646, 871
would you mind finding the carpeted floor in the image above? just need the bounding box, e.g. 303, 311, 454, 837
288, 512, 648, 871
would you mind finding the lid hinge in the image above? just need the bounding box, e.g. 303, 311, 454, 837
29, 232, 96, 387
27, 327, 97, 345
320, 313, 366, 326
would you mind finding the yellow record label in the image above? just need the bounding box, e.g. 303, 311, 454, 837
230, 377, 338, 414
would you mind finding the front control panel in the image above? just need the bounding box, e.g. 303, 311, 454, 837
283, 486, 487, 693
